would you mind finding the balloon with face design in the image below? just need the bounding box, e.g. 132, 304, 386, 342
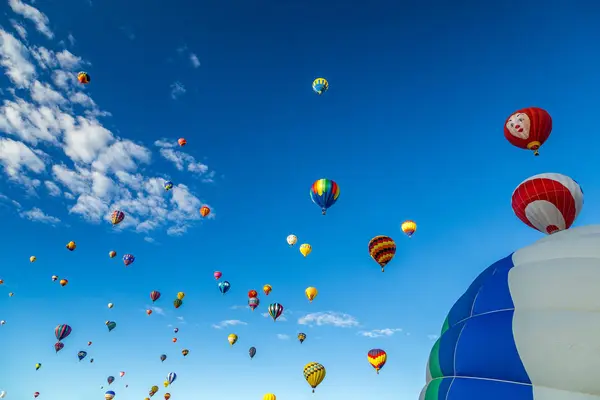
504, 107, 552, 156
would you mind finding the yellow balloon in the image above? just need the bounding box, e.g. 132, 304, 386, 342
401, 220, 417, 238
263, 394, 276, 400
305, 287, 318, 302
299, 243, 312, 257
177, 292, 185, 300
30, 256, 36, 262
228, 333, 238, 345
163, 381, 169, 387
303, 362, 326, 392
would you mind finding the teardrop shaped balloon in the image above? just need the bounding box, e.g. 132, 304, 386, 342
368, 235, 396, 272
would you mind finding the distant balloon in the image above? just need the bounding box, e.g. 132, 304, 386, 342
123, 254, 135, 266
310, 178, 340, 215
504, 107, 552, 156
164, 181, 173, 191
166, 372, 177, 385
248, 297, 259, 311
173, 299, 182, 309
214, 271, 222, 280
150, 291, 161, 302
59, 279, 68, 287
109, 251, 116, 258
368, 235, 396, 272
305, 287, 318, 302
160, 354, 167, 362
77, 351, 87, 361
312, 78, 329, 95
228, 333, 238, 346
119, 371, 125, 378
107, 376, 114, 385
367, 349, 387, 374
178, 138, 187, 146
66, 241, 76, 251
300, 243, 312, 257
263, 284, 272, 295
111, 210, 125, 225
30, 256, 36, 262
106, 321, 116, 332
51, 275, 58, 281
268, 303, 284, 321
286, 234, 297, 246
77, 71, 90, 84
55, 324, 72, 341
104, 391, 115, 400
218, 281, 230, 295
33, 392, 39, 399
182, 349, 189, 356
146, 309, 153, 315
248, 290, 258, 298
263, 394, 276, 400
303, 362, 326, 393
35, 363, 41, 370
177, 292, 185, 300
54, 342, 64, 353
173, 328, 179, 333
249, 346, 256, 359
107, 303, 114, 309
199, 205, 210, 218
401, 220, 417, 238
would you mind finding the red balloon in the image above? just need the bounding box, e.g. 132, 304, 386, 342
504, 107, 552, 156
248, 290, 258, 298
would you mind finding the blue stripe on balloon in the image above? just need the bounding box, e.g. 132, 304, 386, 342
444, 377, 533, 400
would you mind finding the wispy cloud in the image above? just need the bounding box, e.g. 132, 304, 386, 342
297, 311, 358, 328
276, 334, 290, 340
261, 312, 287, 322
153, 140, 215, 182
176, 316, 185, 323
189, 53, 200, 68
212, 319, 247, 329
19, 207, 60, 225
358, 328, 403, 338
230, 305, 248, 310
8, 0, 53, 39
152, 306, 165, 315
144, 237, 155, 243
170, 81, 186, 99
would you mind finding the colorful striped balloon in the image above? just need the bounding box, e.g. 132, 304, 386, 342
368, 236, 396, 272
54, 324, 72, 341
367, 349, 387, 374
309, 178, 340, 215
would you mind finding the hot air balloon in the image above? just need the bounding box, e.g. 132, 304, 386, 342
177, 292, 185, 300
173, 299, 182, 309
54, 342, 64, 353
0, 320, 4, 326
305, 287, 318, 302
90, 358, 94, 363
66, 241, 76, 251
108, 303, 113, 309
0, 391, 5, 398
35, 363, 41, 370
0, 279, 3, 284
504, 107, 552, 156
248, 297, 259, 311
150, 386, 158, 395
30, 256, 36, 262
248, 290, 258, 298
104, 391, 115, 400
88, 341, 92, 345
8, 292, 13, 297
178, 138, 186, 146
164, 394, 171, 400
123, 254, 135, 266
249, 346, 256, 359
298, 333, 307, 343
110, 210, 125, 225
199, 205, 210, 217
77, 351, 87, 361
287, 234, 297, 246
214, 271, 222, 280
160, 354, 167, 362
55, 324, 72, 341
107, 376, 114, 385
420, 224, 600, 400
182, 349, 189, 356
310, 178, 340, 215
268, 303, 284, 321
146, 309, 153, 315
300, 243, 312, 257
150, 291, 161, 302
119, 371, 125, 378
263, 394, 276, 400
51, 275, 58, 281
228, 334, 238, 345
109, 251, 116, 258
59, 279, 68, 287
166, 372, 177, 385
511, 173, 583, 235
303, 362, 326, 393
106, 321, 116, 332
367, 349, 387, 374
173, 328, 179, 333
401, 220, 417, 238
368, 235, 396, 272
263, 284, 272, 295
218, 281, 230, 294
172, 337, 177, 343
77, 71, 90, 84
33, 392, 39, 398
163, 382, 168, 388
164, 181, 173, 191
312, 78, 328, 95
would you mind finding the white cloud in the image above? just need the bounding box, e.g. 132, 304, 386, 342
67, 33, 75, 46
151, 306, 165, 315
212, 320, 247, 329
10, 19, 27, 40
8, 0, 54, 39
260, 312, 287, 322
427, 334, 440, 341
230, 305, 248, 310
276, 334, 290, 340
153, 140, 214, 180
190, 53, 200, 68
358, 328, 403, 338
297, 312, 359, 328
0, 193, 22, 208
0, 30, 36, 88
176, 316, 185, 323
170, 81, 186, 99
0, 6, 215, 239
144, 237, 155, 243
19, 207, 60, 224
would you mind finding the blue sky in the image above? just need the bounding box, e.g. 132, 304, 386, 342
0, 0, 599, 399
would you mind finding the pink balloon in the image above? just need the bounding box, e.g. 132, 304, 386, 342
214, 271, 222, 280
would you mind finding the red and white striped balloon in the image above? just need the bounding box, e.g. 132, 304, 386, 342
511, 173, 583, 235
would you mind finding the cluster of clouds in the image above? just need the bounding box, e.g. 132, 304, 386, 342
0, 0, 213, 240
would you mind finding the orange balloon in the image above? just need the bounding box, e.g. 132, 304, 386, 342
59, 279, 68, 286
146, 309, 153, 315
172, 337, 177, 343
178, 138, 187, 146
200, 205, 210, 218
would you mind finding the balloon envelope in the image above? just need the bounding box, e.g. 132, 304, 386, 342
420, 225, 600, 400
